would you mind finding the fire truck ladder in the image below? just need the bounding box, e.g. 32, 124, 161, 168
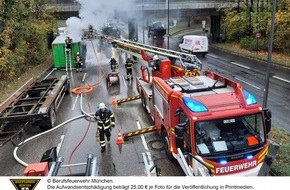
96, 34, 202, 72
65, 49, 72, 72
111, 38, 202, 71
116, 95, 141, 105
123, 126, 157, 140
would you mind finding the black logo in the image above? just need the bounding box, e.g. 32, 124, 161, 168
10, 179, 40, 190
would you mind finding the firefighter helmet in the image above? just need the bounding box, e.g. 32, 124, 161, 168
99, 102, 106, 109
76, 52, 80, 55
153, 55, 159, 61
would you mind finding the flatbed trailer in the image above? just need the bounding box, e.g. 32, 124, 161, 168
0, 75, 70, 145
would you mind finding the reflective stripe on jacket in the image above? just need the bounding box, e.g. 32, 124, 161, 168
125, 60, 133, 69
95, 108, 115, 130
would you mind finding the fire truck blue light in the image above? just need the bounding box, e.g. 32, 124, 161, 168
243, 90, 257, 105
183, 97, 208, 112
220, 159, 227, 165
246, 154, 253, 159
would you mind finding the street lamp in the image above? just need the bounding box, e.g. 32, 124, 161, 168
167, 0, 170, 49
263, 0, 276, 108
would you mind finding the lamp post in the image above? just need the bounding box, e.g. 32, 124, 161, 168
263, 0, 276, 108
167, 0, 170, 49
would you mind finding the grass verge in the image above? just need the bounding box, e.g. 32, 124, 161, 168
212, 43, 290, 68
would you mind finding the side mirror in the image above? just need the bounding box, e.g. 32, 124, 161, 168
174, 107, 183, 116
263, 109, 272, 134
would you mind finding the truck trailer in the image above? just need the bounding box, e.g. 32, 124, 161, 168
0, 75, 70, 145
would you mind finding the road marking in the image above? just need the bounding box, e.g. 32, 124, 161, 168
82, 73, 87, 83
72, 94, 79, 110
207, 54, 218, 59
234, 77, 261, 90
122, 75, 127, 87
137, 121, 149, 150
272, 75, 290, 84
136, 121, 154, 167
231, 62, 250, 69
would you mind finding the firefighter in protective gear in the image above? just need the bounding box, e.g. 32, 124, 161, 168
152, 55, 161, 71
110, 57, 118, 72
88, 25, 94, 39
65, 37, 72, 52
74, 52, 83, 72
95, 102, 115, 153
125, 57, 134, 80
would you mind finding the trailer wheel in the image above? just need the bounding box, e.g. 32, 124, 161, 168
162, 129, 175, 161
39, 108, 56, 131
64, 79, 70, 95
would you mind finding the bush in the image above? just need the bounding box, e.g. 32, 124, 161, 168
240, 37, 267, 51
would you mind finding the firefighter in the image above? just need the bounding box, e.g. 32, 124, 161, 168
65, 37, 72, 52
152, 55, 161, 71
125, 57, 134, 80
74, 52, 83, 72
95, 102, 115, 153
88, 25, 94, 38
110, 57, 118, 72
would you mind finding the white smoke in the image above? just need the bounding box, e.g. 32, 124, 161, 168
65, 0, 135, 38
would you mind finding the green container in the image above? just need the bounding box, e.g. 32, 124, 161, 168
52, 35, 81, 69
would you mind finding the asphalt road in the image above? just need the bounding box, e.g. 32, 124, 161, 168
1, 30, 289, 176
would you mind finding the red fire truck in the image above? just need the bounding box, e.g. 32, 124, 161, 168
136, 67, 272, 176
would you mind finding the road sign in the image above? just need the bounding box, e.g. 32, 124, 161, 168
202, 20, 206, 28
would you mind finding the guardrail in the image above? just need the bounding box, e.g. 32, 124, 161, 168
47, 0, 236, 12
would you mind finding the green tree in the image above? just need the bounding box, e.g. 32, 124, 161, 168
221, 0, 290, 55
0, 0, 56, 80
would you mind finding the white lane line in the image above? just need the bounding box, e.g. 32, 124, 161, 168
137, 121, 149, 150
136, 121, 154, 166
82, 73, 87, 83
234, 77, 261, 90
272, 76, 290, 84
72, 94, 79, 110
207, 54, 218, 59
231, 62, 250, 69
122, 75, 127, 87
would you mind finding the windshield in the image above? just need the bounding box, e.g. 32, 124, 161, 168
195, 114, 265, 156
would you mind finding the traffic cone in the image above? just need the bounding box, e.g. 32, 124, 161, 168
112, 96, 117, 105
116, 129, 124, 144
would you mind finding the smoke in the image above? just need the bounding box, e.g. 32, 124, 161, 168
65, 0, 136, 38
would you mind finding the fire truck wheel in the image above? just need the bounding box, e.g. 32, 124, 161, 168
64, 79, 70, 95
39, 108, 56, 131
162, 129, 175, 161
141, 92, 147, 113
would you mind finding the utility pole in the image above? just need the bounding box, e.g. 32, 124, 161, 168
263, 0, 276, 108
167, 0, 170, 49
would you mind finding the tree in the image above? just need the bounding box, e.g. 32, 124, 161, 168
221, 0, 290, 55
0, 0, 57, 80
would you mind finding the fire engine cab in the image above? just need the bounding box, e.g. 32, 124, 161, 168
136, 70, 272, 176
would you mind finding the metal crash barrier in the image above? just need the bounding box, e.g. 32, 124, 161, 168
49, 153, 98, 176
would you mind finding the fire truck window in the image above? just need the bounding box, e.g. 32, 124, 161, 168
195, 114, 265, 155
